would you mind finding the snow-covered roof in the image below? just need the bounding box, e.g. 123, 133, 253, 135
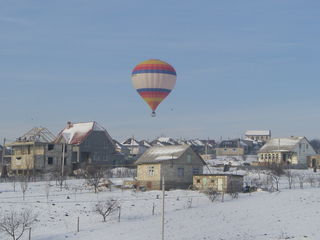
245, 130, 271, 136
259, 137, 305, 153
135, 145, 201, 164
139, 140, 151, 148
155, 137, 177, 145
122, 138, 140, 146
57, 121, 109, 145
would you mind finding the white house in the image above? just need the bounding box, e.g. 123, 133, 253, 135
245, 130, 271, 142
258, 136, 316, 167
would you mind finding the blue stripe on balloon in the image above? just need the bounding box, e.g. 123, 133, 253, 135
132, 70, 176, 75
137, 88, 171, 93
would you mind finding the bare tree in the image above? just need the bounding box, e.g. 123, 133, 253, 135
94, 199, 118, 222
20, 177, 28, 201
307, 174, 316, 187
297, 173, 305, 189
85, 167, 105, 193
0, 209, 37, 240
44, 181, 50, 203
204, 188, 220, 202
284, 169, 295, 189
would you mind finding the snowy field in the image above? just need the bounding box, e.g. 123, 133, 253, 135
0, 170, 320, 240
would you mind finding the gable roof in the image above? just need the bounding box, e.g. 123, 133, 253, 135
56, 121, 114, 145
122, 137, 140, 146
135, 145, 205, 165
259, 136, 305, 152
10, 127, 56, 144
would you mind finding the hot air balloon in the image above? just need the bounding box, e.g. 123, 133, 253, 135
131, 59, 177, 117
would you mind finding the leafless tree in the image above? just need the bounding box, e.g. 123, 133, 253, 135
44, 181, 50, 203
284, 169, 295, 189
85, 167, 105, 193
297, 173, 305, 189
19, 177, 28, 201
307, 174, 316, 187
0, 209, 37, 240
11, 176, 16, 192
204, 188, 220, 202
94, 199, 118, 222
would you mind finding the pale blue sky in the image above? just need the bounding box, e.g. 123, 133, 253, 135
1, 0, 320, 142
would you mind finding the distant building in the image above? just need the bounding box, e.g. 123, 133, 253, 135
257, 137, 316, 167
122, 137, 149, 156
8, 127, 67, 175
193, 174, 243, 192
135, 145, 205, 190
55, 121, 124, 169
245, 130, 271, 143
216, 139, 252, 156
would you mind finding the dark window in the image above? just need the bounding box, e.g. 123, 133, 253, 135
177, 168, 184, 177
64, 157, 67, 165
192, 168, 199, 174
196, 179, 201, 183
48, 157, 53, 165
48, 144, 54, 150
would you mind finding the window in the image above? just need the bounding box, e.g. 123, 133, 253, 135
48, 157, 53, 165
193, 168, 199, 175
187, 154, 192, 163
196, 178, 201, 183
148, 166, 155, 176
48, 144, 54, 150
211, 179, 215, 183
177, 168, 184, 177
16, 157, 22, 161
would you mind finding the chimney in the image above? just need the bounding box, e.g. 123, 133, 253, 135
67, 121, 73, 129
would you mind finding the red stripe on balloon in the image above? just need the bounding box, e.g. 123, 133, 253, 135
133, 64, 175, 73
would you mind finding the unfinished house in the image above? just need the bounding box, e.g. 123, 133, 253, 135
193, 174, 244, 193
8, 127, 68, 175
135, 145, 205, 190
55, 121, 124, 169
216, 139, 252, 156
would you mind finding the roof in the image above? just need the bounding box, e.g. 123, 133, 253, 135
8, 127, 56, 146
57, 121, 113, 145
245, 130, 271, 136
122, 138, 140, 146
259, 137, 305, 153
135, 145, 202, 165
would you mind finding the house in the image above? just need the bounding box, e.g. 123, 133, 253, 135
122, 137, 148, 156
215, 139, 253, 156
7, 127, 67, 175
135, 145, 205, 190
257, 137, 316, 167
55, 121, 124, 169
245, 130, 271, 143
152, 137, 177, 146
193, 174, 244, 193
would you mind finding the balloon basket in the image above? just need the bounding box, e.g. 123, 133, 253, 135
151, 111, 156, 117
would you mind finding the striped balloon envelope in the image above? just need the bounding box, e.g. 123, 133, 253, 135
131, 59, 177, 116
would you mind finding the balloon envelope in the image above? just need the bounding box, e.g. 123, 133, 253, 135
131, 59, 177, 113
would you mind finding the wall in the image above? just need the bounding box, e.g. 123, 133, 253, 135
216, 147, 244, 156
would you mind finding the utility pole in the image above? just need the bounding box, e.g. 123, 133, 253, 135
1, 138, 6, 178
161, 175, 165, 240
62, 143, 65, 177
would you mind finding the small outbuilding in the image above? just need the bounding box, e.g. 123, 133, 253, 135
193, 174, 244, 193
135, 145, 205, 190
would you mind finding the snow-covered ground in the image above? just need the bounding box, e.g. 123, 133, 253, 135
0, 171, 320, 240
